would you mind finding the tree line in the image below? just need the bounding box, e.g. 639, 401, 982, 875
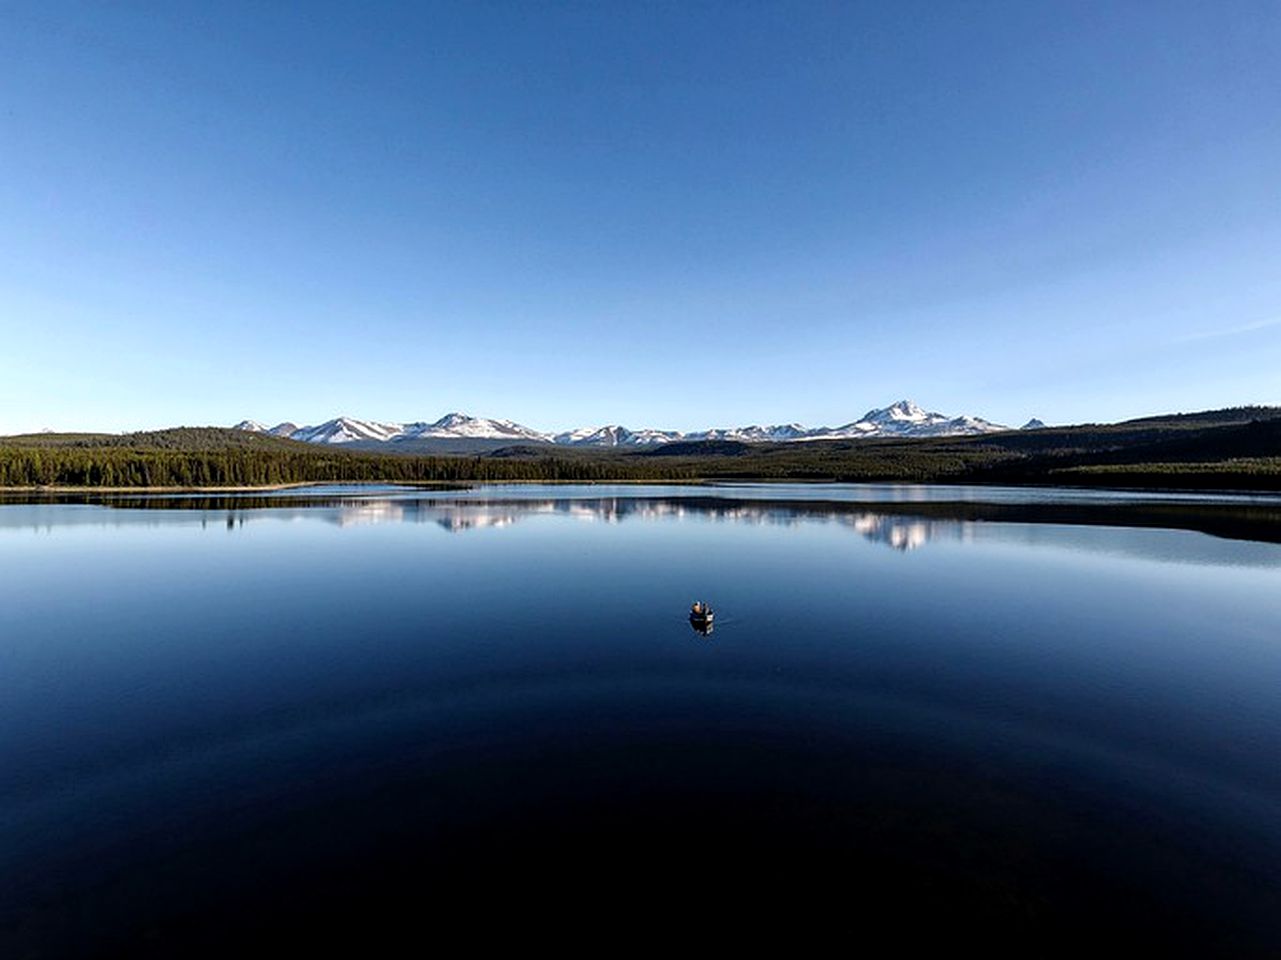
0, 446, 698, 487
2, 421, 1278, 490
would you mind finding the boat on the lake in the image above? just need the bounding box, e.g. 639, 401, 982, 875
689, 601, 714, 634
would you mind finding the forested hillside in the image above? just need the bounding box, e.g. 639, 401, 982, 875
2, 409, 1280, 490
0, 429, 693, 486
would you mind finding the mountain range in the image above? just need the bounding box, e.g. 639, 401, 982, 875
234, 400, 1024, 447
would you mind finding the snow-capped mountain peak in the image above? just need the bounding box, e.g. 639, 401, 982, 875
551, 425, 683, 446
234, 401, 1012, 447
290, 417, 405, 444
688, 423, 814, 442
401, 413, 551, 442
865, 399, 931, 423
553, 425, 628, 446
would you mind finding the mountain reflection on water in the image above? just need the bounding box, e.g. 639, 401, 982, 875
335, 497, 955, 550
4, 482, 1281, 953
5, 485, 1281, 561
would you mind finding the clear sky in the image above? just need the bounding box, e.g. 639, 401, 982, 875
2, 1, 1279, 434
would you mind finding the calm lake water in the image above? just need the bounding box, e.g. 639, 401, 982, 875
2, 483, 1280, 954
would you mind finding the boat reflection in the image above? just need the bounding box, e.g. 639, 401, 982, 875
689, 616, 714, 637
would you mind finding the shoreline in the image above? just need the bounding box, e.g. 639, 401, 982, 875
0, 479, 705, 494
0, 481, 472, 494
0, 477, 1279, 499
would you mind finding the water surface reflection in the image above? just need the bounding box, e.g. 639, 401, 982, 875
5, 485, 1281, 565
2, 484, 1281, 952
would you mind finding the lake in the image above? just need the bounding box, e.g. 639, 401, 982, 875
2, 483, 1280, 954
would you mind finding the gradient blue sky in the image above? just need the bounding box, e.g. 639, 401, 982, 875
2, 1, 1279, 434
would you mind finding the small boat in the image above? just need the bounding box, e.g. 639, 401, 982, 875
689, 601, 715, 634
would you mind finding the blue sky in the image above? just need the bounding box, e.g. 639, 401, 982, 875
1, 1, 1279, 434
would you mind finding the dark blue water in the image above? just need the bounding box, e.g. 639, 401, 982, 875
2, 484, 1280, 955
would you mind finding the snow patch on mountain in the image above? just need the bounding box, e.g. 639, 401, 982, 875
803, 402, 1007, 440
234, 401, 1012, 447
290, 417, 406, 444
554, 425, 684, 446
687, 423, 812, 443
400, 413, 551, 442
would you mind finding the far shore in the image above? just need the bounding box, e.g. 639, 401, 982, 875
0, 481, 467, 494
2, 478, 1280, 498
0, 478, 708, 494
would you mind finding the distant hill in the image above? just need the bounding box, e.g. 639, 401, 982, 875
346, 437, 544, 455
1120, 406, 1281, 428
643, 440, 754, 457
2, 427, 311, 451
3, 405, 1280, 490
